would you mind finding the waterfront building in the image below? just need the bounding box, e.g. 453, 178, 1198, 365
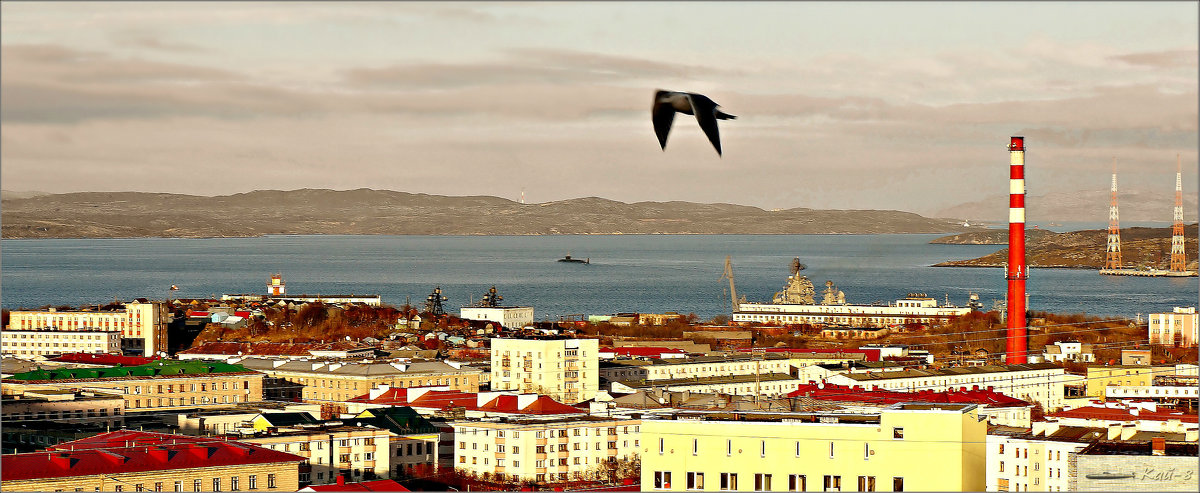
5, 300, 170, 356
1148, 307, 1198, 347
1082, 365, 1176, 398
178, 341, 376, 360
733, 291, 972, 328
451, 416, 641, 483
1041, 341, 1094, 363
460, 306, 535, 329
1, 328, 122, 357
640, 403, 987, 492
491, 337, 599, 404
823, 363, 1067, 412
221, 293, 384, 306
0, 430, 304, 492
1, 360, 266, 411
234, 358, 481, 403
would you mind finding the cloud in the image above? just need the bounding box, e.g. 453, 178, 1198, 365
1110, 49, 1199, 69
109, 29, 206, 53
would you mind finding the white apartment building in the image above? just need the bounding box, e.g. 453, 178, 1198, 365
5, 301, 170, 356
451, 417, 640, 483
460, 307, 534, 330
236, 425, 392, 485
491, 338, 599, 404
1148, 307, 1198, 347
825, 363, 1067, 412
986, 429, 1094, 492
1, 328, 122, 357
599, 354, 793, 383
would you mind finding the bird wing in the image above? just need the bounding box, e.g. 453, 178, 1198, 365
687, 93, 723, 156
652, 91, 677, 150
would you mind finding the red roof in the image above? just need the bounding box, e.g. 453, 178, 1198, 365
477, 395, 582, 415
350, 388, 580, 415
1047, 405, 1199, 423
1, 430, 304, 481
787, 383, 1031, 407
50, 353, 158, 366
305, 479, 409, 491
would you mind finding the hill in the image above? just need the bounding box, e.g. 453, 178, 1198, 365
931, 225, 1199, 270
0, 189, 975, 239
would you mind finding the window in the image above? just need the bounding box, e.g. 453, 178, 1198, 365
857, 476, 875, 492
755, 474, 773, 491
789, 474, 807, 491
687, 472, 704, 490
154, 483, 162, 492
173, 482, 181, 492
693, 438, 699, 455
823, 475, 841, 492
893, 477, 904, 492
761, 441, 767, 457
829, 441, 835, 458
267, 474, 276, 489
135, 485, 144, 492
796, 441, 801, 457
720, 473, 737, 491
893, 427, 903, 439
654, 471, 672, 489
659, 438, 665, 454
999, 444, 1005, 454
193, 480, 202, 492
213, 478, 221, 492
727, 439, 732, 456
864, 442, 870, 460
999, 461, 1005, 472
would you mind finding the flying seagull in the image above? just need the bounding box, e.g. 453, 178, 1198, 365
653, 89, 737, 156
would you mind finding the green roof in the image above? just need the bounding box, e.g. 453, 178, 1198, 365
6, 360, 254, 381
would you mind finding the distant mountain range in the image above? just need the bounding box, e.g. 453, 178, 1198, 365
934, 189, 1198, 223
0, 189, 977, 239
931, 224, 1199, 270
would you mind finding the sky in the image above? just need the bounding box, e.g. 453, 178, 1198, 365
1, 1, 1197, 216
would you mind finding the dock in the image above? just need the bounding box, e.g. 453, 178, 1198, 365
1099, 268, 1197, 277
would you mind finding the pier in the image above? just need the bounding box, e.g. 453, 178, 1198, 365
1099, 268, 1197, 277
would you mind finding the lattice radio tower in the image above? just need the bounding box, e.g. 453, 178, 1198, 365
1104, 161, 1123, 270
1170, 154, 1187, 273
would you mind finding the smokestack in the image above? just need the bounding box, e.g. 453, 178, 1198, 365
1006, 136, 1028, 364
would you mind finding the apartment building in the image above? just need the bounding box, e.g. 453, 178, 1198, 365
236, 424, 392, 486
2, 360, 265, 411
825, 363, 1066, 412
0, 430, 304, 492
610, 373, 806, 397
459, 306, 534, 329
5, 300, 170, 356
600, 354, 793, 383
640, 403, 987, 492
1, 388, 126, 427
1148, 307, 1198, 347
235, 358, 482, 403
986, 427, 1101, 492
491, 338, 599, 404
1, 328, 122, 357
451, 416, 641, 483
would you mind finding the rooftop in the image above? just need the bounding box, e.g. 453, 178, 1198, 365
787, 382, 1031, 408
1079, 440, 1198, 457
836, 362, 1062, 382
1, 430, 305, 481
614, 372, 798, 389
4, 360, 259, 383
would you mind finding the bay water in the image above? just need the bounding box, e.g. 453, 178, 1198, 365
2, 234, 1195, 321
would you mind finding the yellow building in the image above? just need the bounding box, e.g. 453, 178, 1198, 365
491, 337, 599, 404
1083, 366, 1174, 398
640, 403, 986, 492
2, 360, 266, 412
452, 416, 641, 483
0, 430, 303, 492
235, 358, 482, 402
1148, 307, 1198, 347
1, 328, 123, 357
600, 354, 793, 383
6, 300, 170, 356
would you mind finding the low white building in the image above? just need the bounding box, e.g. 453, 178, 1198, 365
1042, 341, 1094, 363
1, 328, 122, 357
459, 306, 534, 329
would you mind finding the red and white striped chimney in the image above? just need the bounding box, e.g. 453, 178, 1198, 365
1005, 136, 1028, 364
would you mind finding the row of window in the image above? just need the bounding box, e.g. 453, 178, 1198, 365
459, 425, 637, 438
130, 394, 242, 408
460, 440, 633, 454
661, 433, 902, 458
653, 472, 905, 492
53, 474, 276, 492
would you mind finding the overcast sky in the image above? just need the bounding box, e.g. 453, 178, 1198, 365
2, 1, 1196, 215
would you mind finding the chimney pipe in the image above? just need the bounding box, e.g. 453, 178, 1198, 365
1005, 136, 1028, 364
1152, 437, 1166, 456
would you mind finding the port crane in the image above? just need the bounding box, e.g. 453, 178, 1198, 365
721, 255, 746, 314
